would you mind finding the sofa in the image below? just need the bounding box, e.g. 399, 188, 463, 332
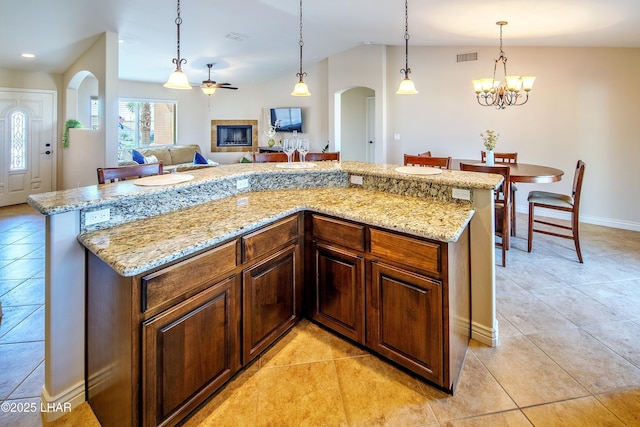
119, 144, 218, 173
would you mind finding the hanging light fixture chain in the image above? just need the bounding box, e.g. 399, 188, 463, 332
400, 0, 411, 77
296, 0, 306, 80
173, 0, 187, 70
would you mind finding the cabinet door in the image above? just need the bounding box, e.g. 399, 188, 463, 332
311, 242, 365, 343
142, 275, 241, 427
369, 261, 443, 385
243, 244, 299, 364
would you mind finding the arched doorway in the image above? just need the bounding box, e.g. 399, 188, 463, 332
335, 86, 375, 162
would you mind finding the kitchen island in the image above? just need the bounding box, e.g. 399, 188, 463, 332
27, 161, 502, 422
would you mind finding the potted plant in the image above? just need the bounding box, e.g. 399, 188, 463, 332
62, 119, 83, 149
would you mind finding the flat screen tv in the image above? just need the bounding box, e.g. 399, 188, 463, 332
270, 107, 303, 132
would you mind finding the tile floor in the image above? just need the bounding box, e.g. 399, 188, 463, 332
1, 204, 639, 426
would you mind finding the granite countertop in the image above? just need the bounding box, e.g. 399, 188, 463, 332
78, 187, 474, 277
28, 161, 502, 215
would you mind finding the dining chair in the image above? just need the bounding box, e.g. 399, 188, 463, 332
252, 152, 294, 162
527, 160, 586, 263
404, 154, 452, 169
460, 163, 511, 267
482, 151, 518, 236
97, 162, 164, 184
305, 151, 340, 161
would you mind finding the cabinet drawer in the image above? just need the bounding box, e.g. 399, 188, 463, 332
142, 240, 237, 312
369, 229, 441, 276
312, 215, 365, 251
242, 215, 299, 263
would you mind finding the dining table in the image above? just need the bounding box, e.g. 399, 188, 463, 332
452, 159, 565, 238
451, 159, 565, 183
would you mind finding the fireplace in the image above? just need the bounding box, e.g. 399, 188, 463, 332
211, 120, 258, 152
217, 125, 252, 147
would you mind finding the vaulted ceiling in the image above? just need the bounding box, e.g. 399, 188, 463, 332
2, 0, 639, 87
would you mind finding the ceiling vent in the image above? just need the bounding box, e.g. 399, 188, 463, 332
457, 52, 478, 62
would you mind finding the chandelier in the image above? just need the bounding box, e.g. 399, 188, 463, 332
291, 0, 310, 96
163, 0, 192, 90
396, 0, 418, 94
472, 21, 535, 109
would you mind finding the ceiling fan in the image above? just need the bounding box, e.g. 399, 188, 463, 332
200, 63, 238, 95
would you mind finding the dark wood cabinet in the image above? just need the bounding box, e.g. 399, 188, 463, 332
243, 245, 300, 363
369, 261, 443, 384
142, 274, 240, 427
86, 210, 468, 426
86, 213, 303, 427
307, 213, 470, 393
311, 241, 365, 343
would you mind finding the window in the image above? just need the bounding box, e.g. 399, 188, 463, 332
10, 111, 26, 171
118, 99, 177, 157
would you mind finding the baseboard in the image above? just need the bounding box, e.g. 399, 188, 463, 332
40, 381, 85, 422
471, 320, 498, 347
516, 206, 640, 232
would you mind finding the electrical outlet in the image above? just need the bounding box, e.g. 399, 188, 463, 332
350, 175, 363, 185
237, 178, 249, 190
452, 188, 471, 201
85, 208, 110, 225
236, 197, 249, 207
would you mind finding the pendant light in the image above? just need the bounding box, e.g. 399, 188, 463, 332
396, 0, 418, 95
291, 0, 310, 96
164, 0, 192, 90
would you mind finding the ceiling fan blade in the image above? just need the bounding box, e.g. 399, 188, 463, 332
216, 83, 232, 86
219, 86, 238, 90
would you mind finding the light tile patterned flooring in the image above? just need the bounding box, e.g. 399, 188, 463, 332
1, 203, 639, 426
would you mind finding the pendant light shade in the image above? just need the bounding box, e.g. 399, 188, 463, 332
165, 69, 191, 90
164, 0, 192, 90
292, 80, 310, 97
291, 0, 310, 96
396, 0, 418, 95
396, 77, 418, 95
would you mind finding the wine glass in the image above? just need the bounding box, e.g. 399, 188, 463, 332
283, 138, 296, 164
296, 138, 309, 163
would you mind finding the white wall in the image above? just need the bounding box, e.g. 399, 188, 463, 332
383, 45, 640, 228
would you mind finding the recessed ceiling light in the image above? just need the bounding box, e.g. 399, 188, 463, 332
21, 53, 35, 58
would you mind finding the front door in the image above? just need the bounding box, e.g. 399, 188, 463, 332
0, 89, 56, 206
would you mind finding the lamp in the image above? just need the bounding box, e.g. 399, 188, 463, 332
396, 0, 418, 95
163, 0, 192, 90
201, 64, 217, 95
291, 0, 310, 96
472, 21, 535, 109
